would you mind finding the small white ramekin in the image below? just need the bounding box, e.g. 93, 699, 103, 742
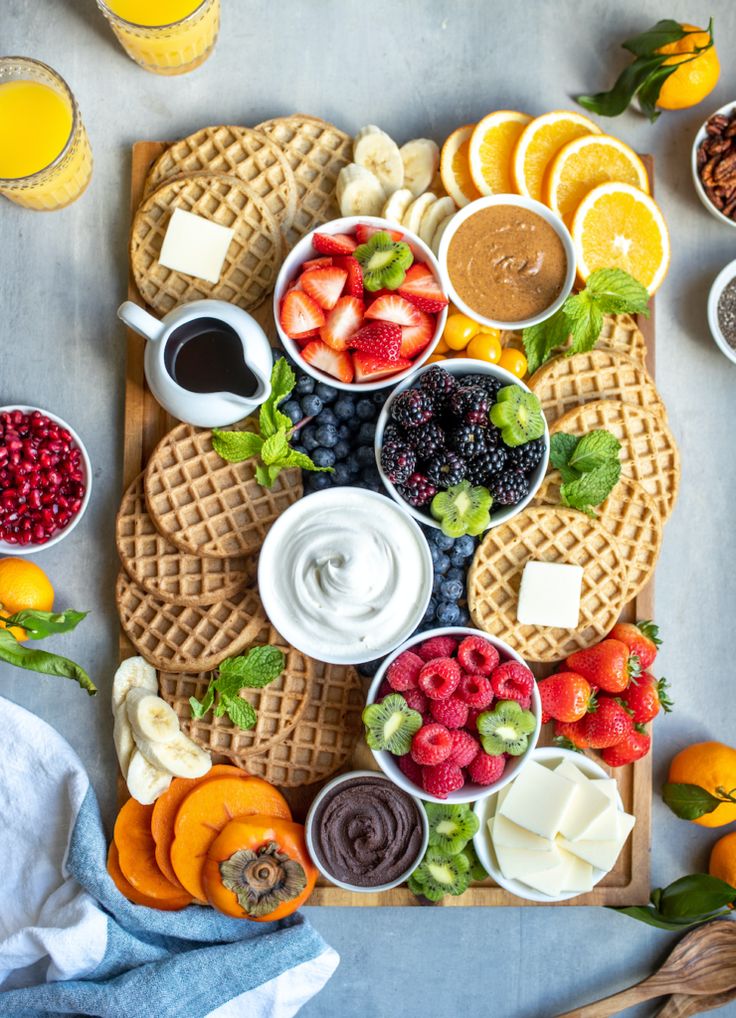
707, 258, 736, 366
691, 101, 736, 229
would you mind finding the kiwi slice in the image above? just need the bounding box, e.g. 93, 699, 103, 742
461, 843, 489, 882
354, 231, 414, 291
362, 693, 422, 755
430, 480, 491, 538
426, 802, 479, 855
489, 385, 545, 448
410, 848, 471, 901
476, 699, 536, 756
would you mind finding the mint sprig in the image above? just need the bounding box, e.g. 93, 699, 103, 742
523, 268, 650, 375
212, 358, 332, 488
549, 430, 621, 516
189, 645, 285, 731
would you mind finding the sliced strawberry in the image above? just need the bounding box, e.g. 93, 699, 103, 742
400, 310, 436, 358
302, 256, 333, 271
292, 327, 319, 344
301, 340, 355, 383
333, 255, 363, 299
355, 223, 403, 244
280, 289, 325, 339
353, 351, 412, 382
398, 263, 449, 313
312, 232, 357, 255
319, 295, 364, 351
301, 267, 348, 311
351, 322, 402, 361
364, 294, 421, 327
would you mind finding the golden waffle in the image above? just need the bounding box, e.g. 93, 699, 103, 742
143, 125, 297, 233
529, 349, 665, 425
255, 114, 352, 245
534, 472, 661, 601
130, 173, 283, 315
467, 506, 629, 663
598, 314, 648, 366
551, 400, 680, 523
158, 618, 314, 758
144, 423, 303, 559
116, 473, 254, 605
116, 571, 265, 673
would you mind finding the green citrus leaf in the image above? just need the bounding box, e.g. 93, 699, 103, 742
662, 782, 730, 820
658, 873, 736, 919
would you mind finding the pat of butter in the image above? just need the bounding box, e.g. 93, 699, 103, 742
499, 759, 577, 839
159, 207, 234, 284
491, 813, 556, 853
558, 778, 612, 841
489, 819, 560, 880
517, 561, 583, 629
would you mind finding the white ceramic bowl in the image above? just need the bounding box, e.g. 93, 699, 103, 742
257, 486, 432, 665
273, 215, 448, 392
365, 626, 542, 805
691, 101, 736, 228
437, 195, 577, 329
707, 258, 736, 365
374, 358, 550, 531
472, 746, 624, 903
0, 405, 92, 556
305, 769, 429, 892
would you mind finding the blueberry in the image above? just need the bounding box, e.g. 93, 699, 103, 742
315, 382, 338, 403
373, 390, 389, 405
282, 399, 303, 424
334, 398, 355, 421
296, 375, 315, 395
356, 399, 376, 421
307, 472, 332, 491
437, 601, 460, 626
333, 440, 351, 461
317, 408, 337, 426
362, 466, 382, 490
301, 394, 323, 417
431, 550, 450, 575
357, 445, 376, 467
346, 458, 361, 478
430, 531, 455, 552
292, 444, 308, 458
446, 567, 464, 584
357, 422, 376, 445
337, 423, 351, 440
315, 424, 339, 448
348, 416, 362, 432
456, 606, 470, 626
440, 578, 464, 601
332, 462, 353, 485
432, 573, 444, 594
312, 447, 336, 468
422, 598, 437, 625
454, 535, 476, 559
301, 427, 320, 452
450, 548, 468, 568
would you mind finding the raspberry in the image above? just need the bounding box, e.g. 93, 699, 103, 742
457, 635, 500, 676
397, 752, 423, 787
422, 760, 464, 799
466, 706, 484, 732
411, 723, 453, 765
416, 635, 459, 662
418, 657, 461, 700
468, 751, 506, 786
491, 662, 535, 709
387, 650, 424, 691
402, 687, 428, 714
430, 696, 469, 729
447, 729, 480, 768
458, 672, 494, 710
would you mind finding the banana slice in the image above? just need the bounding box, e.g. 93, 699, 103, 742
113, 704, 135, 778
112, 656, 158, 712
402, 192, 436, 236
336, 162, 385, 217
382, 187, 414, 225
353, 126, 404, 196
126, 688, 180, 745
136, 731, 212, 780
126, 749, 172, 805
432, 213, 456, 256
400, 138, 440, 198
419, 196, 457, 246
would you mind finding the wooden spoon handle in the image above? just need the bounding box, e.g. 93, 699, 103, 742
555, 976, 675, 1018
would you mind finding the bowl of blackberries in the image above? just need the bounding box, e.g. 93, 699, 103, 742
374, 361, 549, 534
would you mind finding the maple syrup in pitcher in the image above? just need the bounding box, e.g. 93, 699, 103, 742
164, 318, 259, 398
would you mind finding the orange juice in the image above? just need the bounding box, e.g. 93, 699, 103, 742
98, 0, 220, 74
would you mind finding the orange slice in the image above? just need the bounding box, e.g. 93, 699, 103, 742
571, 181, 670, 294
440, 124, 482, 207
544, 134, 649, 224
512, 110, 601, 202
468, 111, 531, 196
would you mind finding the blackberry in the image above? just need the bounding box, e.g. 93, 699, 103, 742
506, 437, 546, 473
462, 374, 503, 402
451, 424, 489, 459
449, 385, 490, 425
382, 421, 403, 445
465, 446, 507, 486
397, 472, 437, 508
391, 388, 434, 428
405, 419, 446, 458
418, 364, 457, 405
490, 469, 530, 506
426, 451, 466, 489
380, 441, 416, 485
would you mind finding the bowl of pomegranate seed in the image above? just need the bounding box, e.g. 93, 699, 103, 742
0, 407, 92, 553
363, 627, 541, 804
273, 216, 449, 391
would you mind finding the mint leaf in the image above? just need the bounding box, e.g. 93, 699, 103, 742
568, 430, 621, 473
561, 459, 621, 515
219, 646, 285, 689
259, 402, 292, 440
189, 682, 215, 719
261, 430, 289, 465
563, 290, 604, 357
586, 268, 650, 317
280, 447, 333, 473
270, 357, 296, 405
522, 309, 570, 375
212, 429, 264, 463
549, 433, 580, 472
255, 463, 281, 487
221, 694, 257, 731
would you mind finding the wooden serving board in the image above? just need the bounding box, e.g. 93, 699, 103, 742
120, 140, 655, 907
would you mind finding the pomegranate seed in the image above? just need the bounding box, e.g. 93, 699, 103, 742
11, 411, 23, 426
27, 490, 41, 510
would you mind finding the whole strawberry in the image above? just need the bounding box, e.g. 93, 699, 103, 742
578, 697, 634, 749
609, 620, 661, 670
538, 671, 593, 723
619, 673, 672, 724
566, 639, 640, 694
554, 719, 590, 750
601, 730, 651, 767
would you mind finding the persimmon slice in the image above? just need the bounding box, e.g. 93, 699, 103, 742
114, 797, 193, 905
107, 841, 191, 911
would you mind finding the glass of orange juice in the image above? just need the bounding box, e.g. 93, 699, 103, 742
0, 57, 93, 211
96, 0, 220, 75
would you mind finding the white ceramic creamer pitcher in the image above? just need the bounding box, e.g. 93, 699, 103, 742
118, 299, 273, 427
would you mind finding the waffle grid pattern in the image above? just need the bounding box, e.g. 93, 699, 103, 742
597, 314, 648, 366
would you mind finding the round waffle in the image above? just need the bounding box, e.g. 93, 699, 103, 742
467, 506, 629, 663
158, 618, 314, 759
131, 173, 283, 315
534, 472, 662, 601
116, 571, 265, 673
529, 349, 665, 425
144, 423, 303, 559
116, 473, 254, 605
143, 125, 297, 233
255, 114, 352, 245
551, 400, 680, 523
598, 313, 648, 366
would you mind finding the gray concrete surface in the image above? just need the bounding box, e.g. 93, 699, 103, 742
2, 1, 735, 1015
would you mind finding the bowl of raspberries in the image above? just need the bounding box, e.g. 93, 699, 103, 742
363, 627, 542, 803
374, 360, 549, 536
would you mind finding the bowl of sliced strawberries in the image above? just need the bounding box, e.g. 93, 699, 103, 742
274, 216, 450, 391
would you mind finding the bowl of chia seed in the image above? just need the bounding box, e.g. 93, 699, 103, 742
707, 258, 736, 366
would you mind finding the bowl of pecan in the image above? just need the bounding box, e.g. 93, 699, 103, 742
693, 103, 736, 227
